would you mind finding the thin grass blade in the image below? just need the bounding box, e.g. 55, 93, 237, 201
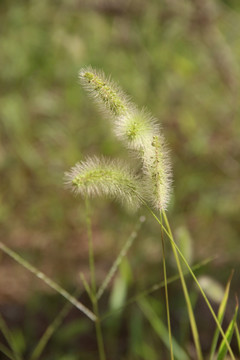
100, 257, 214, 321
209, 272, 233, 360
216, 300, 238, 360
234, 323, 240, 356
161, 211, 235, 360
30, 304, 72, 360
30, 289, 82, 360
80, 273, 93, 301
0, 241, 96, 322
0, 343, 15, 360
0, 313, 22, 360
97, 216, 145, 300
138, 297, 190, 360
160, 211, 203, 360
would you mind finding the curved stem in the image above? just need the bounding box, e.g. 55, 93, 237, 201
161, 210, 235, 360
162, 212, 203, 360
160, 210, 174, 360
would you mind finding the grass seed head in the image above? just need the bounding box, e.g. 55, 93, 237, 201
114, 109, 159, 151
79, 67, 133, 117
77, 66, 172, 211
142, 134, 172, 211
64, 157, 142, 210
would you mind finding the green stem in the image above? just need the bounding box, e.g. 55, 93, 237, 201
162, 211, 203, 360
85, 198, 96, 294
93, 299, 106, 360
85, 199, 106, 360
160, 211, 174, 360
161, 210, 235, 360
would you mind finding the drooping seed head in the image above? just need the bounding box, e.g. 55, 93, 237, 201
79, 67, 133, 117
142, 134, 172, 211
64, 157, 142, 209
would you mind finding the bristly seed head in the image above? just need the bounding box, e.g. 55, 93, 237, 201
75, 66, 173, 211
64, 157, 142, 209
114, 109, 159, 151
142, 134, 172, 211
79, 67, 133, 117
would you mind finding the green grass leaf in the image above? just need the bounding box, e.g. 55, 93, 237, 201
0, 342, 16, 360
0, 314, 22, 360
138, 297, 190, 360
234, 323, 240, 356
209, 272, 233, 360
30, 290, 82, 360
97, 216, 145, 300
0, 241, 96, 322
216, 300, 238, 360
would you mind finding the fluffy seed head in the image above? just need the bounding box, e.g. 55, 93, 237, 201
114, 109, 159, 151
64, 157, 142, 209
79, 67, 133, 117
142, 134, 172, 211
77, 66, 173, 211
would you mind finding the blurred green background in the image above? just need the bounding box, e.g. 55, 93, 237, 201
0, 0, 240, 359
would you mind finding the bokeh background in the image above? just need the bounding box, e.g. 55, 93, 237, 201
0, 0, 240, 359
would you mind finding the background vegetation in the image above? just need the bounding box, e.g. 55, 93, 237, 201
0, 0, 240, 359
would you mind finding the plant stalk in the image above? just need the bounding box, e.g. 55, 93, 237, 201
162, 211, 203, 360
160, 210, 174, 360
162, 210, 235, 360
85, 198, 106, 360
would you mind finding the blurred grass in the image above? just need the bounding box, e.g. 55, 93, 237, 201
0, 0, 240, 358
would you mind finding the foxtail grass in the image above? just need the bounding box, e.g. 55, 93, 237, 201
65, 157, 142, 210
66, 66, 236, 359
